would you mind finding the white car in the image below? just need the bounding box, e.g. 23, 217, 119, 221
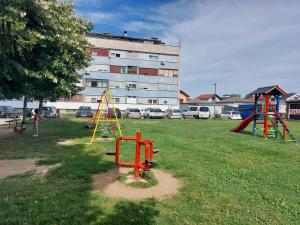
183, 106, 210, 119
221, 111, 241, 120
125, 108, 142, 119
165, 109, 183, 119
144, 108, 165, 119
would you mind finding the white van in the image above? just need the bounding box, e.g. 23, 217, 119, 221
183, 106, 210, 119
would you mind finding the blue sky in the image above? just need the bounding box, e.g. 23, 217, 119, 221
74, 0, 300, 98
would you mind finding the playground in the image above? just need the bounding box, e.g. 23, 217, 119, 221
0, 117, 299, 225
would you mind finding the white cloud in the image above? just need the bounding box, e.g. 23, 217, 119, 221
81, 12, 116, 24
155, 0, 300, 97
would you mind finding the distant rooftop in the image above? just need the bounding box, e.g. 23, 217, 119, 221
195, 94, 221, 100
249, 85, 287, 96
87, 32, 164, 45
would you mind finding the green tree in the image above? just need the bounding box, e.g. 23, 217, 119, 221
0, 0, 92, 121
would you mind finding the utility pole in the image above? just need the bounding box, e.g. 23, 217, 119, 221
212, 83, 217, 116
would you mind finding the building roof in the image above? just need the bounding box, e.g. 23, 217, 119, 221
195, 94, 221, 100
249, 85, 287, 96
180, 90, 190, 97
281, 93, 296, 100
219, 97, 253, 104
186, 99, 211, 104
87, 32, 163, 44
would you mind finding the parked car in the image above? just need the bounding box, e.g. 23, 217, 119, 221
8, 108, 20, 118
76, 106, 93, 118
165, 109, 183, 119
144, 108, 165, 119
183, 106, 210, 119
0, 106, 10, 118
43, 107, 59, 118
106, 108, 122, 118
140, 108, 146, 118
221, 111, 242, 120
0, 106, 20, 118
125, 108, 142, 119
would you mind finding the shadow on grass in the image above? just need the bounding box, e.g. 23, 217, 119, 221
100, 199, 159, 225
0, 119, 160, 224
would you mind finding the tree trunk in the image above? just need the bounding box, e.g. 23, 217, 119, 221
22, 96, 28, 127
38, 99, 43, 116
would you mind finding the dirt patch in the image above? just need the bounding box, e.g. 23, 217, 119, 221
57, 139, 75, 146
0, 159, 61, 179
92, 167, 181, 200
0, 128, 15, 139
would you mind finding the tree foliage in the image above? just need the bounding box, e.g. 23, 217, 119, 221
0, 0, 92, 100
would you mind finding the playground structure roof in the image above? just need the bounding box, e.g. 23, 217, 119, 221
249, 85, 287, 96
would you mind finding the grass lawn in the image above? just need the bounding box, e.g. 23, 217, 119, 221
0, 118, 299, 225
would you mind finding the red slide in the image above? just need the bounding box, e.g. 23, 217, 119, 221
230, 114, 254, 132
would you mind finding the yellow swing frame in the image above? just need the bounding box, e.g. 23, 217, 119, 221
89, 88, 123, 144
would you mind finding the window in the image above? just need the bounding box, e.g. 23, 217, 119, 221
127, 96, 137, 104
120, 66, 127, 74
200, 107, 209, 112
91, 81, 98, 87
128, 82, 137, 89
127, 66, 137, 74
113, 98, 120, 103
164, 100, 168, 104
158, 69, 178, 77
149, 55, 159, 60
110, 52, 121, 58
87, 79, 108, 88
91, 98, 97, 103
189, 107, 198, 111
91, 51, 97, 56
148, 99, 158, 104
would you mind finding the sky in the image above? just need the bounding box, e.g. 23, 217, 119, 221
74, 0, 300, 98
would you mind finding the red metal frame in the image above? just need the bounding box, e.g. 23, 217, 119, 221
115, 132, 154, 178
263, 95, 270, 139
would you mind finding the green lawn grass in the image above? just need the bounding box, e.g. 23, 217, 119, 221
0, 118, 299, 225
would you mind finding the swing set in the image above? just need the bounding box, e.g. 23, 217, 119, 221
89, 88, 123, 144
88, 88, 158, 178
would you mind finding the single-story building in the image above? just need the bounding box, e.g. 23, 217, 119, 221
179, 90, 190, 104
194, 94, 222, 102
285, 93, 300, 120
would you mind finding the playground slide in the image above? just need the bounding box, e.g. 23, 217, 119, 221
230, 114, 254, 132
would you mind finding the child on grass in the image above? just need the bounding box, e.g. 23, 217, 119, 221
33, 108, 39, 137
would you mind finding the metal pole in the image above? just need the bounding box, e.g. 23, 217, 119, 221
212, 83, 217, 116
134, 132, 142, 178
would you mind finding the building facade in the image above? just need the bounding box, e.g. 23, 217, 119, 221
0, 33, 181, 111
59, 32, 180, 110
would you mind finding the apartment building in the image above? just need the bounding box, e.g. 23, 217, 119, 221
55, 32, 181, 110
0, 32, 181, 111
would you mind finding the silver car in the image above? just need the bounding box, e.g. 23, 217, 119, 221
125, 108, 142, 119
166, 109, 182, 119
144, 108, 165, 119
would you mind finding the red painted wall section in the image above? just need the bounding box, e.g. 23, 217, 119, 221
96, 48, 109, 57
139, 68, 158, 76
88, 48, 109, 57
110, 65, 121, 73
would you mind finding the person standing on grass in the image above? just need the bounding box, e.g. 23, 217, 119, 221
33, 108, 39, 137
